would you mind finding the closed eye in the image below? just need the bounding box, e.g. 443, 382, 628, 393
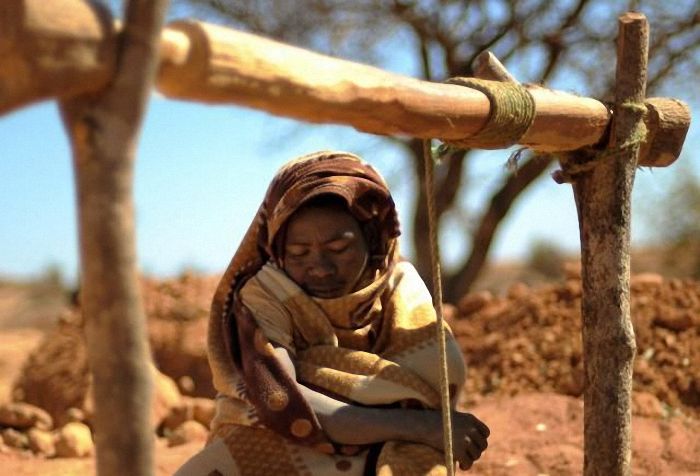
326, 239, 351, 253
285, 245, 309, 258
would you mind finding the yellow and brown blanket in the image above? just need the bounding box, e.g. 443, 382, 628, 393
194, 261, 466, 476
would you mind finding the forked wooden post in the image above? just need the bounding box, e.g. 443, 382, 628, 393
58, 1, 169, 475
567, 12, 648, 475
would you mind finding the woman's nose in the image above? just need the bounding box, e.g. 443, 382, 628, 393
307, 253, 335, 278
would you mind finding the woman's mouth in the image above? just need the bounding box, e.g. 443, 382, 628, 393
306, 283, 344, 298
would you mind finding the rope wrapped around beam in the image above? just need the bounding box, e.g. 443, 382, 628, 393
442, 78, 536, 149
552, 101, 648, 184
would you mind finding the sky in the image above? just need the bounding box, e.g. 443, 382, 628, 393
1, 8, 697, 285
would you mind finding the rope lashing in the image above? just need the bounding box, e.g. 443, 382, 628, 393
422, 139, 456, 476
552, 101, 648, 184
442, 77, 536, 150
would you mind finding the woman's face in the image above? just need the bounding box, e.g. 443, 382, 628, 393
282, 204, 369, 298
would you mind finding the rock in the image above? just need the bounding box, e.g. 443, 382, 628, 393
1, 428, 29, 449
167, 420, 208, 447
631, 273, 664, 289
632, 392, 665, 419
178, 375, 196, 395
191, 397, 216, 428
507, 282, 529, 299
458, 291, 493, 316
442, 303, 458, 328
55, 422, 93, 458
152, 364, 183, 429
0, 402, 53, 430
65, 407, 86, 423
654, 309, 694, 331
161, 403, 193, 433
27, 428, 56, 457
562, 261, 581, 280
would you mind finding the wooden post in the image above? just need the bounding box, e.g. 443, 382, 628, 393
569, 12, 648, 475
58, 0, 169, 475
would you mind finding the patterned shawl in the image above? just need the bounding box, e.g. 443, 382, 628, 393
205, 151, 465, 476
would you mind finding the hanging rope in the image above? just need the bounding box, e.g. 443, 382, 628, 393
442, 77, 536, 150
422, 139, 456, 476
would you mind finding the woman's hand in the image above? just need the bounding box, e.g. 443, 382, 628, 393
419, 411, 490, 470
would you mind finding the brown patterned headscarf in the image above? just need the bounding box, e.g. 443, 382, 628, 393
207, 151, 401, 447
211, 150, 400, 329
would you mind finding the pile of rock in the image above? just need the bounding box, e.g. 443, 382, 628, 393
2, 367, 214, 459
0, 401, 92, 458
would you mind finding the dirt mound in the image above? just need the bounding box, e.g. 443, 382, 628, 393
12, 273, 218, 425
12, 269, 700, 430
452, 271, 700, 419
11, 316, 89, 425
142, 273, 219, 397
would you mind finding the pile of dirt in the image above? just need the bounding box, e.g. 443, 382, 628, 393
12, 273, 218, 427
13, 270, 700, 426
141, 273, 219, 397
452, 269, 700, 420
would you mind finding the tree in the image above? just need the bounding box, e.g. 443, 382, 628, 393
173, 0, 700, 301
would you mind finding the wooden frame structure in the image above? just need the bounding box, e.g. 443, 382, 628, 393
0, 1, 691, 475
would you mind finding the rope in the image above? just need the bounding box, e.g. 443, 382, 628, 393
442, 77, 536, 150
552, 102, 647, 184
422, 139, 455, 476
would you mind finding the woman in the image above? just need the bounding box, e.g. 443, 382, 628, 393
176, 151, 489, 475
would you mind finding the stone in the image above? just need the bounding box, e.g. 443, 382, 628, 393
191, 397, 216, 428
55, 422, 93, 458
167, 420, 208, 447
0, 402, 53, 430
1, 428, 29, 449
654, 310, 694, 332
457, 290, 493, 316
65, 407, 86, 423
631, 273, 664, 289
27, 428, 56, 457
152, 364, 183, 429
562, 261, 581, 280
507, 282, 529, 299
632, 391, 665, 419
442, 303, 458, 328
161, 403, 193, 433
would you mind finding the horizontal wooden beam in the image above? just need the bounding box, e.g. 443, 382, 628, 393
0, 0, 690, 163
158, 21, 611, 153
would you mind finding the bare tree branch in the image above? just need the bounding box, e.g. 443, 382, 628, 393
446, 155, 554, 299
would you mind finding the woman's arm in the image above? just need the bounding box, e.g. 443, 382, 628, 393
273, 347, 489, 469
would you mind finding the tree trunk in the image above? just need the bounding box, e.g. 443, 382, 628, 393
409, 139, 466, 283
59, 1, 169, 475
445, 154, 553, 301
571, 12, 648, 476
